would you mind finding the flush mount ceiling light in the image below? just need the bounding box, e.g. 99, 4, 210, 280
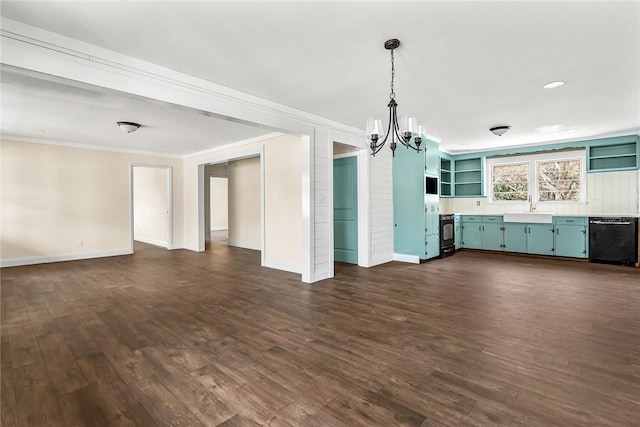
117, 121, 141, 133
366, 38, 425, 157
489, 126, 511, 136
543, 81, 565, 89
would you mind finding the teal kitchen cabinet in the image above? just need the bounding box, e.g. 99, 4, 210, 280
503, 223, 528, 253
440, 158, 452, 197
460, 216, 503, 250
527, 224, 556, 256
454, 215, 462, 248
424, 139, 440, 176
503, 222, 555, 255
424, 202, 440, 259
554, 217, 588, 258
482, 222, 504, 251
460, 216, 482, 248
425, 233, 440, 260
393, 137, 440, 259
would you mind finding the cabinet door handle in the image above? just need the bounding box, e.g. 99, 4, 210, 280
556, 228, 559, 234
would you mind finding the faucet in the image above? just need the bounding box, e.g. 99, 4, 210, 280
528, 194, 535, 212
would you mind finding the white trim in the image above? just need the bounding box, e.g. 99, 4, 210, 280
393, 253, 421, 264
227, 240, 261, 251
210, 227, 228, 232
134, 237, 169, 248
183, 132, 283, 159
259, 145, 266, 268
333, 152, 358, 160
1, 248, 132, 268
301, 135, 313, 283
262, 259, 302, 274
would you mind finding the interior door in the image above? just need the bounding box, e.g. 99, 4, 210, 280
333, 157, 358, 264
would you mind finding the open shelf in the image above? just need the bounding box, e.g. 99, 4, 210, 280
588, 142, 637, 171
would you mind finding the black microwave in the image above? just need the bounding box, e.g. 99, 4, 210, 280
426, 176, 438, 195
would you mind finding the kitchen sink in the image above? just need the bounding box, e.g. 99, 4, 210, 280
502, 213, 555, 223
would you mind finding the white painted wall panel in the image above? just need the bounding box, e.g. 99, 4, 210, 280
441, 170, 639, 215
368, 148, 394, 266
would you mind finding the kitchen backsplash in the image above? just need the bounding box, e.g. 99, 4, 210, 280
440, 170, 639, 215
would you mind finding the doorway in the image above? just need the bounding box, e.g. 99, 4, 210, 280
131, 164, 173, 250
209, 177, 229, 243
333, 150, 358, 264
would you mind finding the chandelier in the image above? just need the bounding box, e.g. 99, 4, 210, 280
367, 39, 424, 157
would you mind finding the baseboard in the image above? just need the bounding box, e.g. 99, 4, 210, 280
210, 227, 228, 231
393, 253, 420, 264
1, 248, 133, 268
227, 240, 261, 251
134, 237, 169, 248
262, 259, 301, 274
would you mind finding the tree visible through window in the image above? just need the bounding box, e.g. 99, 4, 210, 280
492, 163, 528, 201
537, 160, 581, 201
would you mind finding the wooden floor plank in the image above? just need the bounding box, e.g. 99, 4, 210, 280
1, 242, 639, 426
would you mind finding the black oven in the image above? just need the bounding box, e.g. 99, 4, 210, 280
440, 214, 455, 257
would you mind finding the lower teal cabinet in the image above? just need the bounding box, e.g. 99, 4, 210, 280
425, 233, 440, 259
454, 215, 462, 248
503, 223, 528, 253
503, 223, 555, 255
460, 216, 504, 250
459, 215, 588, 259
554, 217, 588, 258
462, 222, 482, 249
527, 224, 556, 256
482, 223, 504, 251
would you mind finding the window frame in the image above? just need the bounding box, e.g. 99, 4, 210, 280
486, 150, 587, 204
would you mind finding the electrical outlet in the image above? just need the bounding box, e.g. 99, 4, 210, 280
77, 240, 83, 247
476, 201, 481, 206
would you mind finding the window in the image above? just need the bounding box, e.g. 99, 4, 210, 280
491, 163, 528, 201
486, 150, 586, 203
537, 159, 581, 201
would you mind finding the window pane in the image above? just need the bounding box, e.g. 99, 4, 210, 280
492, 164, 528, 201
537, 160, 581, 201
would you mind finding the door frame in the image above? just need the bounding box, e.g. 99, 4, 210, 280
196, 146, 265, 267
332, 147, 370, 271
129, 163, 173, 251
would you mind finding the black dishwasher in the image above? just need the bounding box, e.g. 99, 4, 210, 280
589, 217, 638, 266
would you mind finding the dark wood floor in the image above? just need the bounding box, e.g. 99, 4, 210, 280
1, 243, 639, 426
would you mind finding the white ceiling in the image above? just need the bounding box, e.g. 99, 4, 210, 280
2, 1, 639, 154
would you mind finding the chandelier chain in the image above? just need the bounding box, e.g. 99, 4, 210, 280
390, 48, 395, 100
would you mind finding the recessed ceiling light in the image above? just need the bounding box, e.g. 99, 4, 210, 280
543, 81, 565, 89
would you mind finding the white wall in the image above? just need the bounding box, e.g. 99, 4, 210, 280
228, 157, 261, 250
264, 135, 302, 272
0, 139, 183, 267
133, 166, 169, 246
210, 177, 228, 231
440, 170, 639, 215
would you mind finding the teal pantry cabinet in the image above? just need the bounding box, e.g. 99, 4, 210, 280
554, 217, 588, 258
460, 216, 504, 251
393, 138, 440, 259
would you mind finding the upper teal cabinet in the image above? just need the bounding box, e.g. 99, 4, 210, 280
454, 157, 483, 197
424, 139, 440, 176
588, 139, 638, 172
440, 158, 452, 197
